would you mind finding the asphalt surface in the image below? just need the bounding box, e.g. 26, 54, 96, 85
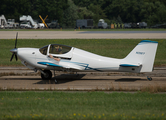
0, 31, 166, 39
0, 67, 166, 91
80, 31, 166, 33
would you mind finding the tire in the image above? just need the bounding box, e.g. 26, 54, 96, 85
41, 70, 52, 80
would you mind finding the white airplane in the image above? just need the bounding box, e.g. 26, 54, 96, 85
10, 33, 158, 83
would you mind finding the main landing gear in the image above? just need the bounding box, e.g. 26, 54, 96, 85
41, 70, 52, 80
40, 70, 58, 84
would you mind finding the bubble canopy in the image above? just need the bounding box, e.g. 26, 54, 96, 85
39, 44, 72, 56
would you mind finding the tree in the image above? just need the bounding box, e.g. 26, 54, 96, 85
140, 1, 166, 26
88, 4, 106, 25
103, 0, 143, 23
77, 7, 94, 19
0, 0, 166, 27
63, 0, 78, 27
117, 15, 123, 24
0, 0, 69, 24
73, 0, 91, 7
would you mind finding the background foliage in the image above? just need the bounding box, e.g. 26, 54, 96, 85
0, 0, 166, 27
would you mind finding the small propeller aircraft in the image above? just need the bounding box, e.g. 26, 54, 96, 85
10, 33, 158, 83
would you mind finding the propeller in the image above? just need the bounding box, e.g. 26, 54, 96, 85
10, 32, 18, 61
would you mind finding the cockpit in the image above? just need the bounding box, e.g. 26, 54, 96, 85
39, 44, 73, 58
49, 44, 72, 54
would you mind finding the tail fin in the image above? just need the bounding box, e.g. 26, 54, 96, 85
124, 40, 158, 72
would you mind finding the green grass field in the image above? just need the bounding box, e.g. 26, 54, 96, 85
0, 92, 166, 119
0, 39, 166, 66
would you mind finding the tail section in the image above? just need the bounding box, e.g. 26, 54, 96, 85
123, 40, 158, 72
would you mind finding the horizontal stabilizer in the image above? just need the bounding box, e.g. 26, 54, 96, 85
120, 64, 140, 67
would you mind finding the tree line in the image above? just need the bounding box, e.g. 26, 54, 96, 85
0, 0, 166, 27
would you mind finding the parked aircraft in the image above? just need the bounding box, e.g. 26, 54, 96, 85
10, 33, 158, 83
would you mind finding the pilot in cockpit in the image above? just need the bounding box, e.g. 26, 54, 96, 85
48, 45, 62, 61
55, 46, 62, 54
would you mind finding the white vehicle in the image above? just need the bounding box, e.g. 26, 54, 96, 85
5, 19, 19, 28
38, 23, 44, 28
10, 33, 158, 83
98, 19, 107, 29
20, 21, 31, 28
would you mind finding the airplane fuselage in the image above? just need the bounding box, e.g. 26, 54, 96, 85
17, 46, 141, 73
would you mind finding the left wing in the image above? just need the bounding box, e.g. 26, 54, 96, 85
38, 62, 62, 67
37, 61, 83, 70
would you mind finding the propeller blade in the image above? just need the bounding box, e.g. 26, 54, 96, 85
10, 53, 15, 61
10, 33, 18, 62
15, 32, 18, 48
15, 54, 18, 61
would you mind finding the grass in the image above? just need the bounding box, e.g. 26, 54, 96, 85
1, 39, 166, 66
0, 91, 166, 119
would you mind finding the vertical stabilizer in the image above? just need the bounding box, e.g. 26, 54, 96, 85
124, 40, 158, 72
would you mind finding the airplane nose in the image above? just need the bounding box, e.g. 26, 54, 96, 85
10, 48, 17, 53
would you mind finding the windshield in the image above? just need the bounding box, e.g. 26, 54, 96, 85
49, 44, 72, 54
39, 45, 48, 55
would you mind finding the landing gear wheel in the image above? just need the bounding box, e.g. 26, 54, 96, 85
147, 76, 152, 81
41, 70, 52, 80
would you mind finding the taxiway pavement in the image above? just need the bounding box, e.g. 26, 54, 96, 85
0, 74, 166, 91
0, 67, 166, 91
0, 31, 166, 39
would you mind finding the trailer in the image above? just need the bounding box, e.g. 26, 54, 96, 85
76, 19, 93, 28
